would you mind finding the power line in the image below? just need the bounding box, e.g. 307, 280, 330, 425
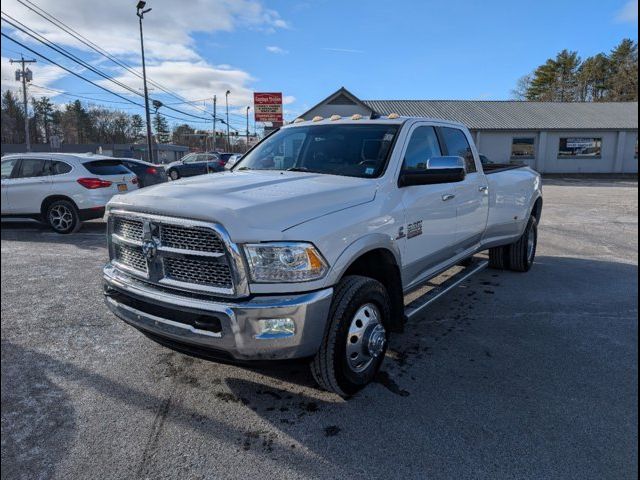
1, 14, 217, 123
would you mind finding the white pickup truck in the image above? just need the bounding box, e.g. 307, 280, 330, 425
103, 115, 542, 397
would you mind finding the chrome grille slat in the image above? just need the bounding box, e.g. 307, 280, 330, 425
114, 244, 147, 273
113, 217, 144, 243
160, 224, 224, 253
164, 257, 232, 288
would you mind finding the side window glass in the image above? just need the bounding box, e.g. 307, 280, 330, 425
440, 127, 477, 173
402, 126, 442, 172
18, 159, 46, 178
1, 159, 19, 179
51, 161, 72, 175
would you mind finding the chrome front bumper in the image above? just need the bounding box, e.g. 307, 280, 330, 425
103, 263, 333, 360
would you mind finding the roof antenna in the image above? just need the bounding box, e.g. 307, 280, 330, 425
369, 111, 380, 119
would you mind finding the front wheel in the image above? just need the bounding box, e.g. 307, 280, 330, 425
169, 169, 180, 181
311, 276, 390, 397
46, 200, 81, 234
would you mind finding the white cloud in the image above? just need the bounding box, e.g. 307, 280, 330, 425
1, 0, 292, 116
615, 0, 638, 22
321, 47, 364, 54
99, 61, 256, 109
266, 46, 288, 55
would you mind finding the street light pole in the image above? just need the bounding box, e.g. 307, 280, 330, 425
212, 95, 217, 152
137, 1, 154, 163
245, 106, 250, 153
225, 90, 230, 152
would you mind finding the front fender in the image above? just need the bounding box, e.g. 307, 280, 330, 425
321, 232, 401, 288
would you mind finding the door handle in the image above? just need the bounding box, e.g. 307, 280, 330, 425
478, 186, 489, 194
441, 194, 456, 201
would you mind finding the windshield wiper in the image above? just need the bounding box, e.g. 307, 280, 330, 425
286, 167, 315, 173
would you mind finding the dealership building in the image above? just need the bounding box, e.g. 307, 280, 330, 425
299, 88, 638, 174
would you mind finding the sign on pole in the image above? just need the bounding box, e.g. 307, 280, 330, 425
253, 92, 283, 124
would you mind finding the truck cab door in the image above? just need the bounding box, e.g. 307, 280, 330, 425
399, 125, 460, 289
439, 127, 489, 250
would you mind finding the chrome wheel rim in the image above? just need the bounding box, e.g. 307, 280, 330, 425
49, 205, 73, 231
346, 303, 386, 373
527, 227, 536, 263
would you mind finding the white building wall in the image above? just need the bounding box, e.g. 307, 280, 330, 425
542, 131, 619, 174
622, 132, 638, 173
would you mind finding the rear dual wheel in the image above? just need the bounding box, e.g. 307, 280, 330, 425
311, 276, 390, 398
489, 216, 538, 272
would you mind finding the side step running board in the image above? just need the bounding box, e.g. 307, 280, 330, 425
404, 260, 489, 320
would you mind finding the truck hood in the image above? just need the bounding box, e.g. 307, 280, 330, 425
108, 170, 377, 240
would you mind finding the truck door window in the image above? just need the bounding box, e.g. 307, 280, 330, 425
440, 127, 477, 173
402, 126, 442, 172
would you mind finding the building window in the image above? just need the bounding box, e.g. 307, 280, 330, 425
511, 137, 535, 159
558, 137, 602, 158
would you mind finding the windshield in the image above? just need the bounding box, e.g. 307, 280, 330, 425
234, 124, 399, 178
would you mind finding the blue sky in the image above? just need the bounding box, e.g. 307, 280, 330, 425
1, 0, 638, 130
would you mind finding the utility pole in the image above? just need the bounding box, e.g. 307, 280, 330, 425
136, 1, 154, 162
212, 95, 217, 152
225, 90, 230, 152
245, 106, 250, 153
10, 56, 36, 152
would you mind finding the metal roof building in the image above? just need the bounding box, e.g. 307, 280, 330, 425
300, 87, 638, 174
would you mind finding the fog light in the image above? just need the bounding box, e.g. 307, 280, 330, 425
256, 318, 295, 339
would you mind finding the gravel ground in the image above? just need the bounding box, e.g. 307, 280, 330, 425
1, 178, 637, 480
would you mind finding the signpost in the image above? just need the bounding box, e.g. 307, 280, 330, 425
253, 92, 283, 125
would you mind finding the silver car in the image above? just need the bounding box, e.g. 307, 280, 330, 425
1, 153, 138, 233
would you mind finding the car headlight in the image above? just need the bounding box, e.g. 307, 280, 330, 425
244, 242, 328, 283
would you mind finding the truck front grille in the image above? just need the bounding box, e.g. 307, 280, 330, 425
164, 257, 232, 288
160, 224, 224, 253
109, 213, 241, 296
113, 217, 144, 242
114, 244, 148, 273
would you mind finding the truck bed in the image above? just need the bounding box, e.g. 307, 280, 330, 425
483, 163, 526, 174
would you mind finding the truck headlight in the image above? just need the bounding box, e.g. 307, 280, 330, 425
244, 242, 328, 282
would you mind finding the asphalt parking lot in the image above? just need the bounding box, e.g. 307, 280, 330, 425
1, 178, 638, 480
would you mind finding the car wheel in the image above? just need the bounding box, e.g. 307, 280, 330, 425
311, 275, 390, 398
46, 200, 81, 234
169, 169, 180, 180
508, 216, 538, 272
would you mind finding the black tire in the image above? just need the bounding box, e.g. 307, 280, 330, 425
311, 275, 391, 398
508, 216, 538, 272
46, 199, 81, 234
169, 169, 180, 181
488, 245, 509, 270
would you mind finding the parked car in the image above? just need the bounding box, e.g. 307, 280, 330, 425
165, 153, 225, 180
103, 115, 542, 397
224, 153, 243, 170
1, 153, 138, 233
118, 158, 167, 188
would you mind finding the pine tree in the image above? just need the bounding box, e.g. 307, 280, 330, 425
1, 90, 25, 144
130, 114, 145, 142
607, 39, 638, 101
153, 112, 170, 143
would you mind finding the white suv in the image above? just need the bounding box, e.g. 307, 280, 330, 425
1, 153, 138, 233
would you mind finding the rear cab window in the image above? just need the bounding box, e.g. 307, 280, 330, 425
83, 160, 131, 175
439, 127, 477, 173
